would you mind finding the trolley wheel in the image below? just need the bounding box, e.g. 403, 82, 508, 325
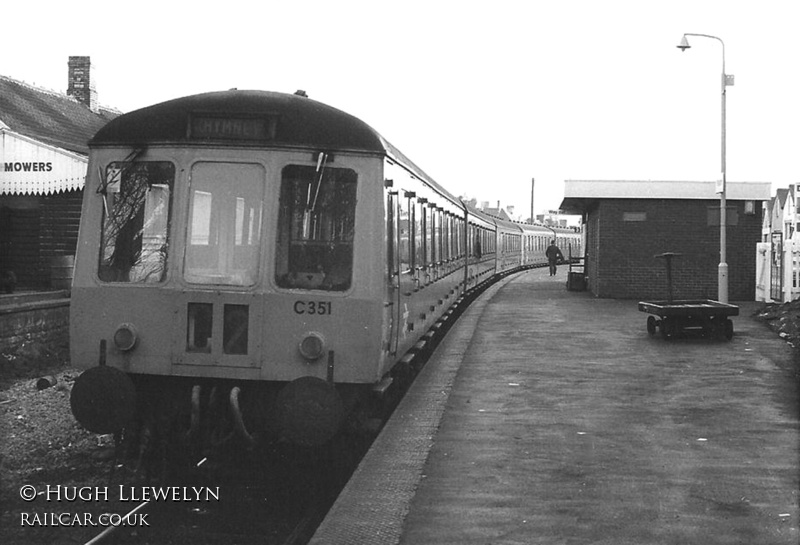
660, 317, 673, 340
724, 318, 734, 341
710, 318, 724, 339
646, 316, 657, 335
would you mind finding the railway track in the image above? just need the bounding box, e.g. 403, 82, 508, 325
79, 267, 546, 545
81, 436, 365, 545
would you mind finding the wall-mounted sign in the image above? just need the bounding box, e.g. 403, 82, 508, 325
0, 132, 87, 195
4, 162, 54, 172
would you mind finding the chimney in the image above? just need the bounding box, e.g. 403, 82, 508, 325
530, 178, 535, 224
67, 56, 98, 112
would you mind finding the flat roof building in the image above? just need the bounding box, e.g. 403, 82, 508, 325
560, 180, 771, 300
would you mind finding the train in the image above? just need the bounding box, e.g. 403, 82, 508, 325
68, 90, 582, 453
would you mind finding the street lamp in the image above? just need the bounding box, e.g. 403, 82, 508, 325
677, 33, 734, 303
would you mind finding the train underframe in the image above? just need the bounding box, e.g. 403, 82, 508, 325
70, 364, 407, 475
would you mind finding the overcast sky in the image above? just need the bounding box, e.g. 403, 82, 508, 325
3, 0, 797, 219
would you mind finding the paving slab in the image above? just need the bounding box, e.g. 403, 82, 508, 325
312, 267, 799, 545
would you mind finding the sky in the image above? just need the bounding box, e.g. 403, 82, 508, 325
2, 0, 798, 220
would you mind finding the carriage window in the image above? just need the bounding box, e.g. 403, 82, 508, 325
387, 192, 396, 277
99, 161, 175, 283
399, 196, 411, 273
427, 206, 435, 265
435, 210, 443, 262
185, 162, 264, 286
455, 218, 463, 257
415, 201, 424, 268
275, 165, 357, 291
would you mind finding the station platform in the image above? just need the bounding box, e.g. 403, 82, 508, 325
310, 267, 799, 544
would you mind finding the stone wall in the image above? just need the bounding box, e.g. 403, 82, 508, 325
0, 292, 70, 356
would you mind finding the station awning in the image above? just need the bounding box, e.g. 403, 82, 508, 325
1, 130, 88, 195
560, 179, 772, 214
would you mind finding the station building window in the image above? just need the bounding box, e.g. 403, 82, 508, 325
707, 206, 739, 226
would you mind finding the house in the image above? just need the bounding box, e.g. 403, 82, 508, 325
479, 201, 513, 221
757, 183, 800, 302
762, 197, 775, 242
768, 187, 789, 241
0, 57, 119, 291
780, 185, 796, 242
560, 180, 771, 300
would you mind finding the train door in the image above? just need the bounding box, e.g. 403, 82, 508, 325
396, 191, 416, 351
386, 188, 401, 356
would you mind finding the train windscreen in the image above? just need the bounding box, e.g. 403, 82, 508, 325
98, 161, 175, 283
275, 165, 356, 291
184, 162, 264, 286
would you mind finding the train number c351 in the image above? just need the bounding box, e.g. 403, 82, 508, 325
293, 301, 333, 315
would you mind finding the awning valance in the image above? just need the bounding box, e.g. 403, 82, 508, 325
1, 130, 88, 195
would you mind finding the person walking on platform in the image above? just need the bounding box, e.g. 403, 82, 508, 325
545, 240, 564, 276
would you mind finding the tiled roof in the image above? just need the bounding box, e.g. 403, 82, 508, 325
481, 207, 512, 221
775, 187, 789, 207
0, 75, 119, 155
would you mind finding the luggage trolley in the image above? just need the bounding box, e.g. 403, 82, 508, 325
637, 253, 739, 340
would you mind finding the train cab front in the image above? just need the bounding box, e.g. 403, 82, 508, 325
69, 143, 386, 450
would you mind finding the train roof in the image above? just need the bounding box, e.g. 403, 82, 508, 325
91, 90, 385, 151
90, 89, 449, 197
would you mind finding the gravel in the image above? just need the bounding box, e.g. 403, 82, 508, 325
753, 299, 800, 348
1, 343, 112, 544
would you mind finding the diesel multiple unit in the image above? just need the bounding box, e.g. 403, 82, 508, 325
69, 90, 581, 450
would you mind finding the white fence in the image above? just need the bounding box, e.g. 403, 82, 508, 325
756, 239, 800, 303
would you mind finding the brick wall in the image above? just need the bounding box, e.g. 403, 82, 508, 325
588, 199, 761, 300
586, 207, 600, 295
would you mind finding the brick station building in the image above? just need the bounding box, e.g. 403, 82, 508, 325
560, 180, 771, 301
0, 57, 119, 290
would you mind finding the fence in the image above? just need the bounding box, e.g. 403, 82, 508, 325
756, 238, 800, 303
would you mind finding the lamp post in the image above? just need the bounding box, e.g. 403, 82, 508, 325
677, 33, 734, 303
